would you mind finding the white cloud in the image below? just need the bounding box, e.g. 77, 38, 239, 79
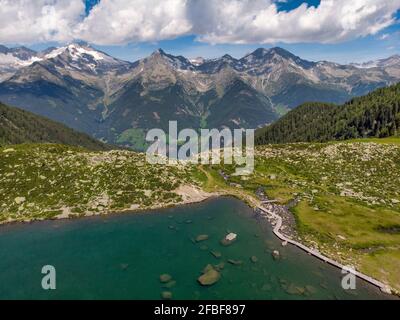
0, 0, 85, 43
76, 0, 192, 44
0, 0, 399, 45
191, 0, 400, 44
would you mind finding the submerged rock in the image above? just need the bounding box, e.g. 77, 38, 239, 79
261, 283, 272, 291
227, 259, 243, 266
202, 264, 214, 274
250, 256, 258, 263
198, 266, 221, 286
120, 263, 129, 270
163, 280, 177, 289
211, 251, 222, 259
272, 250, 280, 260
214, 262, 225, 271
161, 291, 173, 299
196, 234, 209, 242
305, 285, 317, 294
160, 274, 173, 283
285, 283, 304, 295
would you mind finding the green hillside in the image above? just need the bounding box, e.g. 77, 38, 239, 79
255, 83, 400, 145
0, 102, 110, 151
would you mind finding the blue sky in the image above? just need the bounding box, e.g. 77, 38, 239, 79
5, 0, 400, 64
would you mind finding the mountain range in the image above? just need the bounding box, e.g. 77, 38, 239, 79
0, 42, 399, 149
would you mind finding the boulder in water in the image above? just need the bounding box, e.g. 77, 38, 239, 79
160, 274, 173, 283
227, 259, 243, 266
202, 264, 214, 274
161, 291, 173, 299
214, 262, 225, 271
272, 250, 280, 260
305, 285, 317, 294
198, 265, 221, 286
163, 280, 177, 289
196, 234, 209, 242
120, 263, 129, 270
211, 251, 222, 259
221, 233, 237, 246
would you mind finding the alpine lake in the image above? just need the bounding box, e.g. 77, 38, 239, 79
0, 197, 393, 300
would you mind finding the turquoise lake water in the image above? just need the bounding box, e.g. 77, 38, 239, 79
0, 197, 393, 300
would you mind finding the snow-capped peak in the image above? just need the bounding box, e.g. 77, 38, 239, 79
189, 57, 205, 66
351, 55, 400, 69
44, 44, 105, 61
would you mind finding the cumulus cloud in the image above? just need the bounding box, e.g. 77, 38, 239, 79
0, 0, 85, 43
76, 0, 191, 44
191, 0, 400, 44
0, 0, 399, 45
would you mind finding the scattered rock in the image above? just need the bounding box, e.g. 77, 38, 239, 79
14, 197, 26, 205
160, 274, 173, 283
281, 241, 288, 247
